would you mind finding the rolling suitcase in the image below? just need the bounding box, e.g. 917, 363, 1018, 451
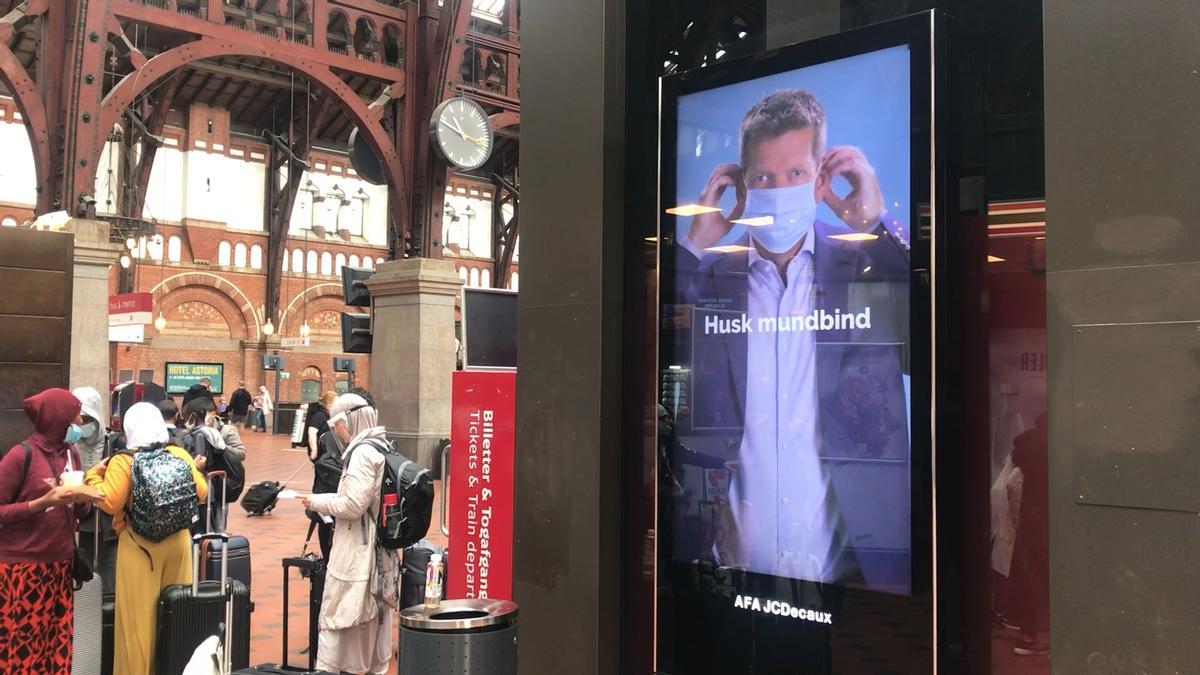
158, 532, 251, 674
72, 513, 105, 675
157, 517, 252, 674
199, 470, 253, 595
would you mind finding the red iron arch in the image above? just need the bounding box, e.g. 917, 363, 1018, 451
92, 38, 408, 230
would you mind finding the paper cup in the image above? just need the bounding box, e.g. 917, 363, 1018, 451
60, 471, 85, 487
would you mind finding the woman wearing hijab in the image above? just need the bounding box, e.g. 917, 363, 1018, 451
72, 386, 119, 595
300, 393, 400, 675
253, 385, 274, 433
0, 388, 94, 674
85, 402, 209, 675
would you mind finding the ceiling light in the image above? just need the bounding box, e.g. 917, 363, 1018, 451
119, 255, 131, 268
153, 312, 167, 331
987, 255, 1005, 263
731, 216, 774, 227
829, 232, 879, 242
299, 321, 311, 338
666, 204, 722, 217
262, 319, 275, 336
644, 236, 659, 242
704, 244, 752, 254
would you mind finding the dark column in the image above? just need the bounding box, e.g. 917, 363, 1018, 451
514, 0, 625, 673
1045, 1, 1200, 672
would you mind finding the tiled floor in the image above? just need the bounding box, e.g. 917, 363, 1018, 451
232, 429, 447, 673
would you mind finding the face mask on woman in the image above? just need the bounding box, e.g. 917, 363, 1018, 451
63, 424, 83, 445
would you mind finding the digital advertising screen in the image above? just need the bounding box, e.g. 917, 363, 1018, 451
656, 13, 937, 674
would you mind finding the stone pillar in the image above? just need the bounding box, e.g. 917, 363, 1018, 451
366, 258, 461, 469
65, 218, 123, 411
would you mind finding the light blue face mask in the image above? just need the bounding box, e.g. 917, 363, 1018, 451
64, 424, 83, 445
741, 182, 817, 254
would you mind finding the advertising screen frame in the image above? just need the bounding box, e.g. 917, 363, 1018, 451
462, 286, 519, 371
164, 361, 225, 395
655, 11, 943, 674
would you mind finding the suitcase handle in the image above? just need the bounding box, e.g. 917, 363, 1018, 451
205, 470, 228, 533
440, 444, 451, 536
191, 532, 233, 673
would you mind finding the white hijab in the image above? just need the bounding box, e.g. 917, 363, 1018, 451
258, 386, 273, 412
329, 393, 387, 448
124, 401, 168, 449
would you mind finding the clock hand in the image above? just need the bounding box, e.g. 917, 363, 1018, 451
440, 119, 470, 141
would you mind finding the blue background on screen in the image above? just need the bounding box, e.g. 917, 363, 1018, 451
674, 45, 911, 243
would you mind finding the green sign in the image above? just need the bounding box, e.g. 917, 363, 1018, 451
165, 362, 224, 395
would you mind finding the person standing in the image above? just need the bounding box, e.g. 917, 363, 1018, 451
305, 391, 336, 462
85, 402, 209, 675
181, 397, 246, 531
253, 385, 274, 433
73, 387, 119, 595
181, 377, 215, 408
300, 394, 400, 675
0, 388, 95, 674
228, 383, 252, 428
158, 398, 188, 448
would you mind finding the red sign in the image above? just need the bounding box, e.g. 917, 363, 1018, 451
448, 370, 516, 601
108, 292, 153, 326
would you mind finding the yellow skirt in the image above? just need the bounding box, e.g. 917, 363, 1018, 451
112, 527, 193, 675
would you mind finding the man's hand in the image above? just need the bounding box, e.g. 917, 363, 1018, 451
308, 448, 319, 462
299, 496, 312, 511
687, 164, 746, 251
816, 146, 885, 231
195, 455, 207, 471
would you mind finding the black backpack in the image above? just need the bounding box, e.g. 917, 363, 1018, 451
186, 426, 245, 501
356, 439, 434, 551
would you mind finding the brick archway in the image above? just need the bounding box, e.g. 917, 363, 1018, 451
158, 285, 250, 340
150, 271, 260, 339
278, 282, 342, 336
282, 293, 350, 340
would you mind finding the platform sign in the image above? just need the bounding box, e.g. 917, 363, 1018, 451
448, 370, 516, 601
108, 292, 153, 326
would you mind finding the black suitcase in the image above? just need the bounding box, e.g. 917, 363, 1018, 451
401, 539, 446, 609
237, 554, 333, 675
155, 535, 251, 673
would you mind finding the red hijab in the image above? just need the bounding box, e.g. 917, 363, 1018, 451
23, 388, 82, 455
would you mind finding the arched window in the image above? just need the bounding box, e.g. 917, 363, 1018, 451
353, 17, 378, 59
383, 24, 403, 66
291, 249, 303, 274
458, 267, 468, 283
362, 257, 374, 270
306, 250, 318, 275
510, 272, 519, 291
326, 11, 350, 53
320, 251, 333, 276
168, 236, 182, 263
376, 257, 385, 267
250, 244, 263, 269
234, 243, 248, 268
481, 269, 491, 287
283, 249, 290, 272
1, 217, 17, 227
349, 254, 361, 268
335, 253, 346, 275
469, 268, 480, 287
218, 241, 232, 266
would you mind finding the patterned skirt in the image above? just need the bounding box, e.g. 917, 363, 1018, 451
0, 559, 73, 674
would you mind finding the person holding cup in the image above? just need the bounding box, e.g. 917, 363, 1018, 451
0, 388, 97, 674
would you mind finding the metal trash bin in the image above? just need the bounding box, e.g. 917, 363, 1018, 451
398, 599, 518, 675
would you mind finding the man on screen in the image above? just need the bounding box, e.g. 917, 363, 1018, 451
678, 89, 910, 585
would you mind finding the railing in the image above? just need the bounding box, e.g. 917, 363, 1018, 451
286, 32, 311, 46
328, 44, 349, 56
177, 5, 203, 18
225, 16, 248, 30
256, 25, 279, 38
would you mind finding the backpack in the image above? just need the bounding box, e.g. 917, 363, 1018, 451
185, 426, 245, 501
356, 439, 434, 551
127, 446, 199, 542
312, 431, 344, 495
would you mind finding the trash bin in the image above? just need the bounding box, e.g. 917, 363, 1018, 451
398, 599, 518, 675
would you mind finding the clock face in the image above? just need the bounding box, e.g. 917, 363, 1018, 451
431, 97, 494, 170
